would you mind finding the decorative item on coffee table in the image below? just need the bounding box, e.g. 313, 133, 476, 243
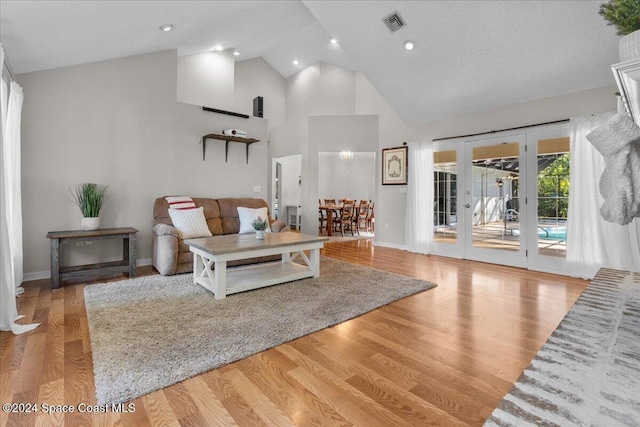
252, 216, 268, 239
70, 183, 108, 230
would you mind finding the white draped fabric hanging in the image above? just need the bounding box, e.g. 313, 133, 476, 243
566, 113, 640, 279
0, 44, 39, 334
405, 141, 434, 254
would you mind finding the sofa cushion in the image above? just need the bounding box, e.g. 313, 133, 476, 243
193, 198, 223, 235
217, 198, 270, 234
154, 197, 223, 235
237, 206, 271, 234
168, 207, 213, 239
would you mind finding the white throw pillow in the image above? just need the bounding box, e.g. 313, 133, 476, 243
168, 207, 213, 239
237, 206, 271, 234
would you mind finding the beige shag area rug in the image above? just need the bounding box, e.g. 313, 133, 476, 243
84, 256, 436, 405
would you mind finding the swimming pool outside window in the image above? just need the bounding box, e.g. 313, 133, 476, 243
537, 138, 569, 258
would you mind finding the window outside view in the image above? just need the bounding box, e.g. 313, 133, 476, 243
433, 138, 569, 258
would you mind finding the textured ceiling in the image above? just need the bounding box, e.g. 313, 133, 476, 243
0, 1, 621, 124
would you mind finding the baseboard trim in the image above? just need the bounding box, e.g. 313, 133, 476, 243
23, 271, 50, 282
373, 241, 407, 251
23, 258, 152, 282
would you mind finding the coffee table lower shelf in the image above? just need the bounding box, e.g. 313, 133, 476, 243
185, 232, 328, 300
194, 261, 314, 296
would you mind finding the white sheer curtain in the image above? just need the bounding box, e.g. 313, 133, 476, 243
405, 141, 434, 254
567, 113, 640, 279
0, 45, 39, 334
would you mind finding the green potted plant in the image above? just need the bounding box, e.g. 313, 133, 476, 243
70, 183, 109, 230
599, 0, 640, 61
251, 216, 268, 239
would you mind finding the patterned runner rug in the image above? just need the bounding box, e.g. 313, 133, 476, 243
485, 268, 640, 426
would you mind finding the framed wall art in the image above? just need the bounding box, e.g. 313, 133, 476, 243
382, 146, 408, 185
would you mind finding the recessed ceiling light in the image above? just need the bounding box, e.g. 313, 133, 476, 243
159, 24, 173, 32
404, 40, 415, 50
293, 59, 300, 66
233, 50, 240, 56
330, 38, 338, 45
214, 45, 223, 52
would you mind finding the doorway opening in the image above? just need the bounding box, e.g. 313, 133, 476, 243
272, 154, 301, 229
318, 151, 376, 238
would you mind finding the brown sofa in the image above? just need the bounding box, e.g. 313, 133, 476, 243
152, 197, 289, 275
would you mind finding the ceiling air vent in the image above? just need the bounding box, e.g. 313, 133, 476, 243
382, 11, 406, 33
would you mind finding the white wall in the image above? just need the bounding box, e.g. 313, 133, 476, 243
19, 50, 619, 276
318, 63, 356, 116
19, 50, 269, 276
285, 63, 357, 122
276, 154, 302, 209
268, 120, 305, 214
318, 152, 375, 203
354, 72, 414, 248
351, 78, 617, 250
305, 115, 378, 235
277, 65, 408, 241
177, 50, 235, 111
286, 64, 321, 123
234, 57, 286, 129
409, 85, 617, 140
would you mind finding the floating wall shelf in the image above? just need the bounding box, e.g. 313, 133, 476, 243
200, 133, 260, 163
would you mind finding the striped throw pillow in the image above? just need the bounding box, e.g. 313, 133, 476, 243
165, 196, 196, 210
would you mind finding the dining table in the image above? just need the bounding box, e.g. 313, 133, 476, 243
318, 204, 342, 236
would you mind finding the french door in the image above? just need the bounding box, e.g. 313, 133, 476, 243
464, 135, 527, 267
432, 124, 570, 274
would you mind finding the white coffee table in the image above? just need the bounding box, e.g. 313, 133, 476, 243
184, 233, 329, 299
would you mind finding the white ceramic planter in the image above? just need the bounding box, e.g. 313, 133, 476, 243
255, 230, 265, 240
619, 29, 640, 62
81, 217, 100, 231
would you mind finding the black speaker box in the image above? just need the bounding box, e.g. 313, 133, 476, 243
253, 96, 263, 118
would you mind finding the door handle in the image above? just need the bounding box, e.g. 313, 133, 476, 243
465, 203, 471, 208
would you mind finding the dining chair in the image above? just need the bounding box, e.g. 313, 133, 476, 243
323, 199, 340, 232
357, 200, 369, 233
366, 201, 375, 233
318, 199, 328, 233
339, 200, 356, 236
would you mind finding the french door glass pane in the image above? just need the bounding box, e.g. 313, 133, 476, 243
537, 137, 569, 258
471, 142, 520, 251
433, 150, 457, 244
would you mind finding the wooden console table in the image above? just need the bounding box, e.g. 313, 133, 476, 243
46, 227, 138, 289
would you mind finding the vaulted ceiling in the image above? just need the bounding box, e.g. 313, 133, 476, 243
0, 1, 621, 124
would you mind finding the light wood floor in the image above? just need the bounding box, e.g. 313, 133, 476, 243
0, 240, 587, 426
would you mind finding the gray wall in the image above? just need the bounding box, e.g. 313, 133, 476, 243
363, 82, 618, 250
409, 85, 618, 140
354, 73, 414, 248
305, 115, 378, 235
17, 47, 619, 276
276, 154, 302, 210
273, 65, 402, 239
19, 50, 270, 277
177, 50, 235, 111
319, 152, 376, 203
234, 57, 286, 128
